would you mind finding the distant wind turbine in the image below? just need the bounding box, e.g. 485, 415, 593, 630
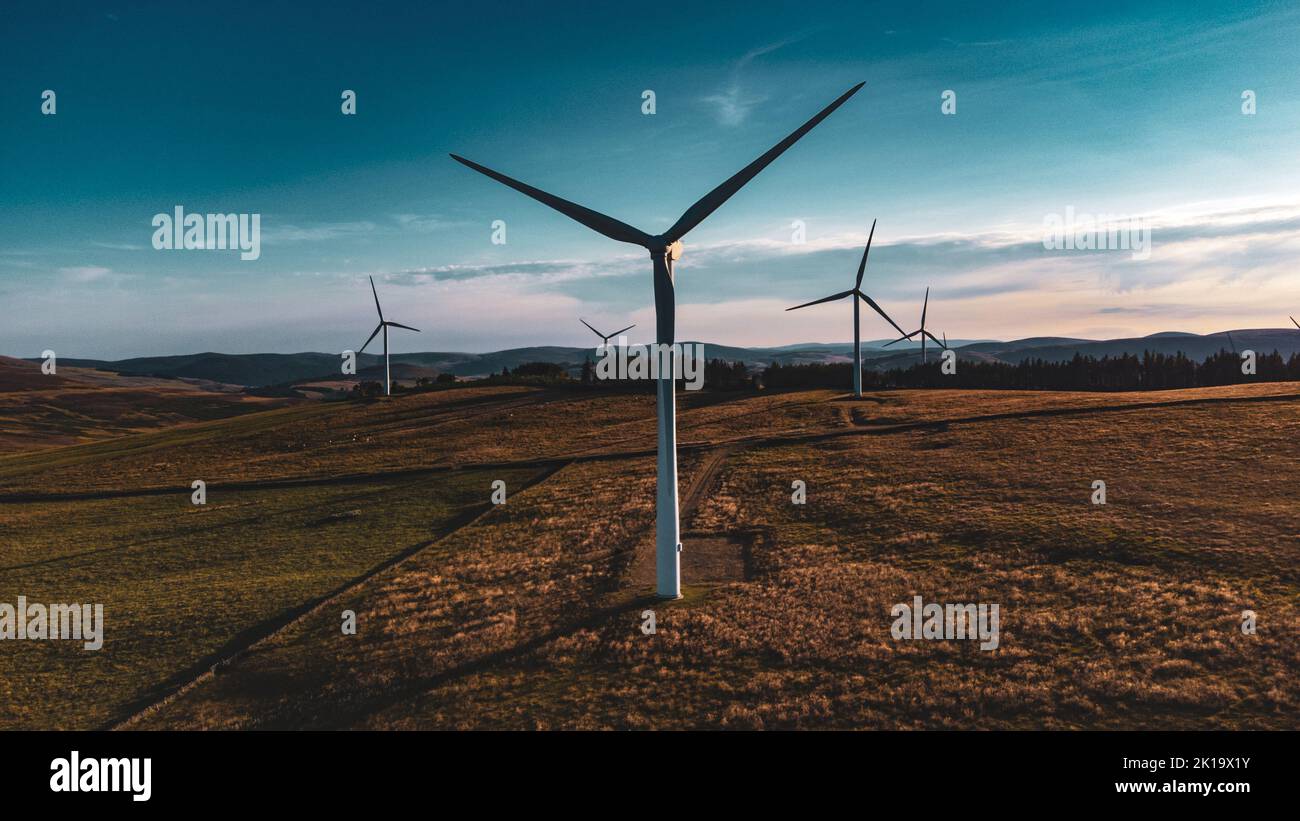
580, 318, 636, 348
359, 276, 420, 396
784, 219, 905, 397
453, 82, 865, 599
884, 287, 946, 364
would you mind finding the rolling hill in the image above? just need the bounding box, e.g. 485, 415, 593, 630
29, 328, 1300, 388
0, 356, 298, 452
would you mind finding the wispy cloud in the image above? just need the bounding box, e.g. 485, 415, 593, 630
939, 37, 1012, 48
261, 221, 377, 244
90, 241, 145, 251
700, 37, 807, 126
358, 196, 1300, 299
371, 196, 1300, 343
59, 265, 115, 283
5, 197, 1298, 357
372, 256, 644, 287
392, 214, 474, 233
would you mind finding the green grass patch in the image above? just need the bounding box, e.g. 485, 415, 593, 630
0, 465, 540, 729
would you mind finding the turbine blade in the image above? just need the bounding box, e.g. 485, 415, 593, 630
450, 154, 653, 248
385, 321, 420, 332
856, 292, 907, 338
785, 289, 855, 311
882, 331, 919, 348
664, 82, 866, 243
610, 324, 636, 338
579, 318, 606, 339
359, 323, 383, 354
921, 286, 929, 329
923, 330, 945, 348
369, 276, 384, 321
1292, 315, 1299, 330
854, 219, 877, 290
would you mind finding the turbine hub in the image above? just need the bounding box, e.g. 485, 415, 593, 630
647, 238, 683, 261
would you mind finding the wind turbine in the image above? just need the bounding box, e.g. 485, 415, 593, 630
884, 287, 946, 364
1291, 316, 1298, 331
580, 318, 636, 348
359, 276, 420, 396
785, 219, 905, 397
453, 82, 865, 599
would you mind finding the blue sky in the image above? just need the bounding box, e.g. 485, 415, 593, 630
2, 0, 1299, 357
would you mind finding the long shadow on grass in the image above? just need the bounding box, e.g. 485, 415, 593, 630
106, 462, 567, 730
294, 592, 664, 730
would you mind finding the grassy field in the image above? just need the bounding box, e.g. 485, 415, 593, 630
0, 459, 542, 729
10, 380, 1269, 731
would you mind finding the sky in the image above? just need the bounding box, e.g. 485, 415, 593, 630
2, 0, 1300, 358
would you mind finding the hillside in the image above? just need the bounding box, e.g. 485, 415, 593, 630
37, 329, 1300, 388
951, 329, 1300, 366
0, 356, 298, 452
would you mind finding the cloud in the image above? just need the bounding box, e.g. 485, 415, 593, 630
700, 37, 805, 126
91, 241, 145, 251
357, 196, 1300, 314
373, 256, 644, 287
700, 87, 769, 128
940, 37, 1012, 48
59, 265, 114, 283
5, 196, 1299, 357
391, 214, 473, 233
261, 221, 377, 243
423, 195, 1300, 343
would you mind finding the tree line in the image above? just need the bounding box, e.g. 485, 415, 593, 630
351, 348, 1300, 399
762, 349, 1300, 391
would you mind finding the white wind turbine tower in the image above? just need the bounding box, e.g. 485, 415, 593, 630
785, 219, 905, 397
453, 82, 865, 598
359, 276, 420, 396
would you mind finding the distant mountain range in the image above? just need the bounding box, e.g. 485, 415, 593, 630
37, 329, 1300, 387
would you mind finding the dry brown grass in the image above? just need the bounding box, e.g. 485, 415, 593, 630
120, 384, 1300, 730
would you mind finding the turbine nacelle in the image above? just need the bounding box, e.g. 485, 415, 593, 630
647, 238, 684, 261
